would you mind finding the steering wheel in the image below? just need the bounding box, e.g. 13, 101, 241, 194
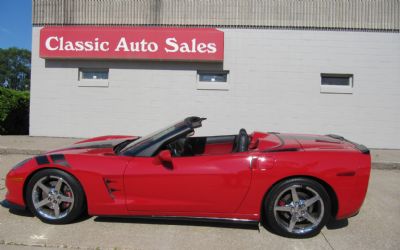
167, 143, 179, 156
167, 139, 185, 157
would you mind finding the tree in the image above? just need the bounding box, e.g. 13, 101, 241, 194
0, 87, 29, 135
0, 47, 31, 91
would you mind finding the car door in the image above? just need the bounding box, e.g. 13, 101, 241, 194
124, 153, 252, 213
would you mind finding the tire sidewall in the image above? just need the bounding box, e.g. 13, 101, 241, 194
264, 178, 331, 238
25, 168, 85, 224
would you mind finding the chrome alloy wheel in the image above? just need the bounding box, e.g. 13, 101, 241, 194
273, 185, 324, 234
31, 176, 75, 220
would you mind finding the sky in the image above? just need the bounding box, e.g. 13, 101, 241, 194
0, 0, 32, 50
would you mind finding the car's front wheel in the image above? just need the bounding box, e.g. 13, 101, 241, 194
25, 169, 85, 224
264, 178, 331, 238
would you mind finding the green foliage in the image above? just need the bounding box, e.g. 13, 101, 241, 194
0, 87, 29, 135
0, 47, 31, 91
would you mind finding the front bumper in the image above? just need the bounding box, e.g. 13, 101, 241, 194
5, 170, 26, 207
1, 199, 26, 210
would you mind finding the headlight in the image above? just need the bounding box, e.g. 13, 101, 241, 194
12, 158, 32, 170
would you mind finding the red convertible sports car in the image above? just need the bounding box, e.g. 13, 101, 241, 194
4, 117, 371, 238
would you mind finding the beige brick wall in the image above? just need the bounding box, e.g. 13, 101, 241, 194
30, 27, 400, 148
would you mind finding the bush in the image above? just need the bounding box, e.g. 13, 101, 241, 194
0, 87, 29, 135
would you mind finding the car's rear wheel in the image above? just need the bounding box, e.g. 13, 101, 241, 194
25, 169, 85, 224
264, 178, 331, 238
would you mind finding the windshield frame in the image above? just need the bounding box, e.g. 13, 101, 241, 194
119, 119, 194, 157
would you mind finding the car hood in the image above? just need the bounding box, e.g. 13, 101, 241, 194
46, 135, 139, 155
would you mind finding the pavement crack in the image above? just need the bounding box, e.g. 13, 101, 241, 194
321, 231, 334, 250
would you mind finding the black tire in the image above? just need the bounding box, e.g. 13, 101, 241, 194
25, 169, 86, 224
264, 178, 331, 238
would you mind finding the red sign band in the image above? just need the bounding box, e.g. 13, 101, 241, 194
40, 26, 224, 61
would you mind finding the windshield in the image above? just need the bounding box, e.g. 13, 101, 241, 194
119, 120, 188, 155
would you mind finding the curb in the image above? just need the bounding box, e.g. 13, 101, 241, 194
0, 148, 45, 155
371, 162, 400, 170
1, 148, 399, 170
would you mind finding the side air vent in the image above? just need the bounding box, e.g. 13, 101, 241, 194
103, 178, 122, 200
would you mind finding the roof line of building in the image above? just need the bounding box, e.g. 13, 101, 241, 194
32, 24, 400, 33
32, 0, 400, 31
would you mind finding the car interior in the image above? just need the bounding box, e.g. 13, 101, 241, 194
164, 128, 250, 157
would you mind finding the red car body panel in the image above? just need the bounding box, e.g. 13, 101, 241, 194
124, 153, 251, 213
5, 130, 371, 222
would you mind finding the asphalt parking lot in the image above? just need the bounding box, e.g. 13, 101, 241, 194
1, 153, 399, 250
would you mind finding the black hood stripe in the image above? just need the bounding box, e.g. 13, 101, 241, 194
35, 155, 50, 165
50, 154, 70, 168
35, 154, 70, 167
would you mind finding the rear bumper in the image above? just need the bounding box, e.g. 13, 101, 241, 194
324, 134, 371, 220
334, 155, 371, 220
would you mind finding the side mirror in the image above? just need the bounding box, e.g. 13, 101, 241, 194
158, 150, 172, 163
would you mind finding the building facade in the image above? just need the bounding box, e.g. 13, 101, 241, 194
31, 0, 400, 149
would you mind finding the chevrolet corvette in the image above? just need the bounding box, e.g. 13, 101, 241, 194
4, 116, 371, 238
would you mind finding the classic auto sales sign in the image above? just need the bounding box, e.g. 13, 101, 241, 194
39, 26, 224, 61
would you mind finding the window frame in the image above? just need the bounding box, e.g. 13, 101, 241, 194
78, 68, 109, 87
196, 70, 230, 90
320, 73, 354, 94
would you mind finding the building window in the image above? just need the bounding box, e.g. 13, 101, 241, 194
197, 70, 229, 90
320, 73, 353, 94
78, 68, 109, 87
199, 72, 228, 82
